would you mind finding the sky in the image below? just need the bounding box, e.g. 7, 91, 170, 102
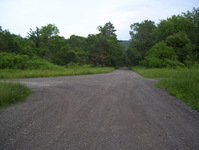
0, 0, 198, 40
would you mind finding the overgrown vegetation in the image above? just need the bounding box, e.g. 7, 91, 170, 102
0, 22, 126, 68
0, 52, 65, 70
132, 66, 199, 111
127, 7, 199, 68
0, 82, 31, 109
0, 67, 114, 79
128, 8, 199, 111
0, 7, 199, 109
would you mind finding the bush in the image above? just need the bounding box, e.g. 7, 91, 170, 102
0, 52, 29, 69
141, 42, 183, 68
0, 52, 66, 70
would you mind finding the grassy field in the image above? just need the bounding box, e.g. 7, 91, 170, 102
0, 67, 115, 79
0, 82, 31, 109
132, 66, 199, 111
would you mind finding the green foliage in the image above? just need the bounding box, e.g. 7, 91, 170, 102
166, 31, 194, 62
1, 21, 125, 68
0, 82, 31, 109
0, 52, 29, 69
0, 67, 114, 79
0, 52, 65, 70
154, 15, 194, 42
0, 29, 20, 53
128, 8, 199, 67
141, 42, 183, 68
127, 20, 156, 65
89, 22, 125, 67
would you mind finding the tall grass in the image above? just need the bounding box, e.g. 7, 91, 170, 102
0, 82, 31, 109
0, 67, 115, 79
132, 66, 180, 78
132, 66, 199, 111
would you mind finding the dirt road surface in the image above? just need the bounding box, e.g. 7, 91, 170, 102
0, 69, 199, 150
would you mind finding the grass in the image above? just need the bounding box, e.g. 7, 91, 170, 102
0, 82, 31, 109
132, 66, 181, 78
0, 67, 115, 79
0, 67, 114, 109
132, 66, 199, 111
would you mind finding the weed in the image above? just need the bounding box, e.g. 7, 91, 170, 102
0, 82, 31, 109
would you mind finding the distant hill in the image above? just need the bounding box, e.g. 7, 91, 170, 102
118, 40, 131, 50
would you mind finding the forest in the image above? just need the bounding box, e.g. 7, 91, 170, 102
0, 22, 125, 69
127, 7, 199, 68
0, 7, 199, 69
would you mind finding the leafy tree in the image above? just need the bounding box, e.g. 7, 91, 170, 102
141, 42, 183, 68
128, 20, 156, 65
27, 27, 41, 48
94, 22, 124, 67
183, 7, 199, 60
0, 28, 20, 53
97, 22, 116, 37
12, 35, 36, 56
154, 15, 194, 42
56, 45, 77, 65
66, 35, 89, 64
27, 24, 60, 58
166, 31, 194, 62
39, 24, 60, 44
183, 7, 199, 43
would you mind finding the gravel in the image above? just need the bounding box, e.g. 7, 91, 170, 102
0, 69, 199, 150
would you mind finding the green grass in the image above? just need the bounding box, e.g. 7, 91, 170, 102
132, 66, 199, 111
0, 67, 115, 79
0, 67, 114, 109
132, 66, 181, 78
0, 82, 31, 109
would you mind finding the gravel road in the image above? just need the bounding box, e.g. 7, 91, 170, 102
0, 69, 199, 150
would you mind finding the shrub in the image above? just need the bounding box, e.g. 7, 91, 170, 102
0, 52, 29, 69
0, 52, 66, 70
141, 42, 183, 68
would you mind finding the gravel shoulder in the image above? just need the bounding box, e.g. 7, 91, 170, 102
0, 69, 199, 150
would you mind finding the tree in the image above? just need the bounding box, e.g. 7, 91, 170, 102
154, 15, 194, 42
166, 31, 194, 62
183, 7, 199, 60
0, 28, 20, 53
39, 24, 59, 44
27, 27, 41, 48
127, 20, 156, 65
94, 22, 124, 67
27, 24, 60, 58
141, 42, 183, 68
97, 22, 117, 37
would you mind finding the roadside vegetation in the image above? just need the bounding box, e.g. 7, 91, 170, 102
128, 8, 199, 111
0, 52, 114, 79
0, 7, 198, 109
0, 67, 114, 79
1, 21, 122, 108
132, 66, 199, 111
0, 82, 31, 109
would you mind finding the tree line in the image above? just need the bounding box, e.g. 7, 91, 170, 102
0, 7, 198, 69
0, 22, 126, 68
127, 7, 199, 68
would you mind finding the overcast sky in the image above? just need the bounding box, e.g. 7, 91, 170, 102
0, 0, 198, 40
